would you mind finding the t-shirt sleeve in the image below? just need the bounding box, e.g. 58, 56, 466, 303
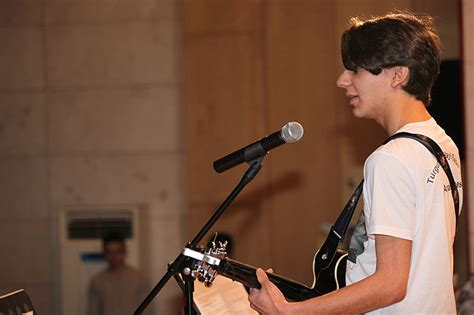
363, 151, 416, 240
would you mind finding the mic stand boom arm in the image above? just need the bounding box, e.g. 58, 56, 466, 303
134, 157, 264, 315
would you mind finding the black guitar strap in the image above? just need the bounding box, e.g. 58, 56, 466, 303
318, 132, 460, 267
383, 132, 460, 229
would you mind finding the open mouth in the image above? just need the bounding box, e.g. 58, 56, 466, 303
349, 95, 359, 105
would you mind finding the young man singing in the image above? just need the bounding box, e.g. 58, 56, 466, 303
248, 11, 463, 314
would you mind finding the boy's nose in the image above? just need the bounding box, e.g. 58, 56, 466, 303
336, 70, 352, 88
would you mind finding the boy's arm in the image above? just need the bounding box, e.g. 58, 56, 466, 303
248, 234, 412, 314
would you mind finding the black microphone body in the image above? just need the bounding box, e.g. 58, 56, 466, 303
213, 122, 303, 173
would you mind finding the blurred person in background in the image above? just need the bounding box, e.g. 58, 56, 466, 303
88, 231, 148, 315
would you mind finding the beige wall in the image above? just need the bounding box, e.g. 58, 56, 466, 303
0, 1, 184, 314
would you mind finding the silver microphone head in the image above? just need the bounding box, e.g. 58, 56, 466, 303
281, 121, 304, 143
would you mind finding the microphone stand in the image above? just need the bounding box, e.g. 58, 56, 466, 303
134, 157, 264, 315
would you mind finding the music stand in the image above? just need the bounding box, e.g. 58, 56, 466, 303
0, 289, 36, 314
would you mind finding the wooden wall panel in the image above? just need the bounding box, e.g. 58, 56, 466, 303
181, 0, 271, 269
263, 0, 341, 283
462, 0, 474, 273
181, 0, 259, 34
183, 35, 265, 204
182, 0, 342, 285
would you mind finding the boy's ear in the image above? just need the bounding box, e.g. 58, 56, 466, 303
391, 66, 410, 88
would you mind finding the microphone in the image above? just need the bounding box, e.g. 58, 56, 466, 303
213, 122, 304, 173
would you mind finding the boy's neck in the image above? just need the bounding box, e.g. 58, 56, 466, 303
380, 96, 431, 135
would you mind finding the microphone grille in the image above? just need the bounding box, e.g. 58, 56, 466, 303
281, 122, 304, 143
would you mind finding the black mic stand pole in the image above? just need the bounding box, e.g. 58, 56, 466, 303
134, 157, 264, 315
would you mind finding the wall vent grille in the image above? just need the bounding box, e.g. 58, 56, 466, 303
66, 210, 133, 239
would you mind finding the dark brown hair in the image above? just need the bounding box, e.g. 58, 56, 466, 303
102, 230, 125, 250
341, 12, 442, 106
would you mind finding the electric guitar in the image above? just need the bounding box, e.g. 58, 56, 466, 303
183, 245, 347, 301
182, 181, 363, 301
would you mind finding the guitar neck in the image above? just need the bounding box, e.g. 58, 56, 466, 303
219, 258, 322, 301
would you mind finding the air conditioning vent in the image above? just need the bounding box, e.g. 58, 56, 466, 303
67, 216, 133, 239
59, 207, 140, 315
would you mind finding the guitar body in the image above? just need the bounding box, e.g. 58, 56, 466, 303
311, 248, 347, 294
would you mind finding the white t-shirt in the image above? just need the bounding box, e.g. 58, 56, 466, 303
346, 118, 463, 314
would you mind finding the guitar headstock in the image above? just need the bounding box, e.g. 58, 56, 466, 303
182, 239, 229, 287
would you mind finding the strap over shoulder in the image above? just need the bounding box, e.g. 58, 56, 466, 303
333, 132, 460, 241
383, 132, 460, 228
